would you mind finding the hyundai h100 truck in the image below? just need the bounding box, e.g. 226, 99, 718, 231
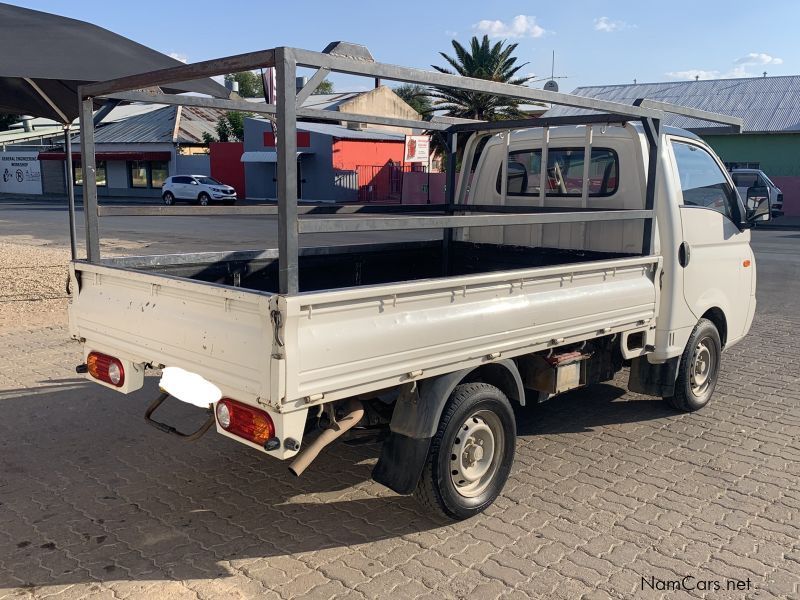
67, 44, 769, 520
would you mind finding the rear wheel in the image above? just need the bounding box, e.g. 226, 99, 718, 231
414, 382, 515, 520
163, 191, 174, 205
665, 318, 721, 412
197, 192, 210, 206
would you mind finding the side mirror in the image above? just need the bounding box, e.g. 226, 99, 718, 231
190, 180, 199, 185
746, 192, 771, 225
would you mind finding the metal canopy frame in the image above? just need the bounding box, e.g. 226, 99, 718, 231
77, 43, 743, 294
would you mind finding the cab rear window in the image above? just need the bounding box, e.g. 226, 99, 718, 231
496, 147, 619, 197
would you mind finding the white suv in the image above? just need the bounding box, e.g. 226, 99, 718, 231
162, 175, 237, 206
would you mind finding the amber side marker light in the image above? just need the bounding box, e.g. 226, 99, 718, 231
215, 398, 275, 446
743, 259, 751, 267
87, 351, 125, 387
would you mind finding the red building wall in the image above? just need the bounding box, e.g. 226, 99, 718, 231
331, 139, 405, 171
209, 142, 246, 198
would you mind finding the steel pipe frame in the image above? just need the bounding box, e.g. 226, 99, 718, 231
297, 210, 654, 234
76, 44, 740, 285
97, 203, 446, 217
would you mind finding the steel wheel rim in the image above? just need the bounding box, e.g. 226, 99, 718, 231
449, 409, 504, 498
690, 336, 716, 396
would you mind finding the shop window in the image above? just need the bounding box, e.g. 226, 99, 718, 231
73, 161, 106, 186
151, 161, 169, 188
129, 160, 149, 188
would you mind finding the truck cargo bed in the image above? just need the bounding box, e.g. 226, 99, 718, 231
69, 243, 659, 412
99, 240, 634, 293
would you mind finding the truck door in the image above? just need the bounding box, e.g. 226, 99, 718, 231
670, 139, 752, 342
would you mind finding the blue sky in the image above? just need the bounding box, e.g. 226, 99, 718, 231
12, 0, 799, 91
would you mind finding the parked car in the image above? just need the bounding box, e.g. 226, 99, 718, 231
731, 169, 783, 216
162, 175, 237, 206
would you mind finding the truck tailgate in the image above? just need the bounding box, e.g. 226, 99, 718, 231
69, 261, 275, 401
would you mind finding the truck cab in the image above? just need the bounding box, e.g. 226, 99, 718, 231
465, 124, 758, 364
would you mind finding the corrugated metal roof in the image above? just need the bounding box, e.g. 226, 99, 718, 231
545, 75, 800, 133
243, 92, 363, 111
249, 118, 405, 141
296, 121, 405, 141
73, 105, 222, 144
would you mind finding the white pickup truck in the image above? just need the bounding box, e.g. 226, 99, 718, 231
67, 44, 771, 520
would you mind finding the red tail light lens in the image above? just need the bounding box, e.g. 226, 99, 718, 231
215, 398, 274, 445
87, 351, 125, 387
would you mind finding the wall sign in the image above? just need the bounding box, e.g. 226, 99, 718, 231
0, 152, 42, 194
404, 135, 430, 163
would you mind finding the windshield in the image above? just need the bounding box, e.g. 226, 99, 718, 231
196, 177, 222, 185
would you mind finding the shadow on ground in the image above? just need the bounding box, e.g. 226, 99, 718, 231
0, 376, 675, 588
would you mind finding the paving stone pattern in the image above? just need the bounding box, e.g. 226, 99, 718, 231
0, 314, 798, 599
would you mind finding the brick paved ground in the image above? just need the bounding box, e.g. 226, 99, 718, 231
0, 309, 798, 600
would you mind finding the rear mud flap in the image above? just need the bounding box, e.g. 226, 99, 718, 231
372, 432, 432, 495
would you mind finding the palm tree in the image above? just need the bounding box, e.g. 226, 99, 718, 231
430, 35, 532, 121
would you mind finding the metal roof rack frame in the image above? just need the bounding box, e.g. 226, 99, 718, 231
76, 43, 743, 294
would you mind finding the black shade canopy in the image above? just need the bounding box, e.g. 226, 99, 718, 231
0, 2, 230, 122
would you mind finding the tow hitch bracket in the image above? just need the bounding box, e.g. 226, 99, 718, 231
144, 392, 215, 441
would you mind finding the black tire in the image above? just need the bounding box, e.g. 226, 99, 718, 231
665, 318, 722, 412
414, 382, 516, 520
163, 191, 175, 206
197, 192, 210, 206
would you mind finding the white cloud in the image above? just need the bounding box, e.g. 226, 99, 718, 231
666, 69, 722, 80
168, 52, 188, 63
474, 15, 546, 39
735, 52, 783, 66
593, 17, 633, 32
667, 52, 785, 80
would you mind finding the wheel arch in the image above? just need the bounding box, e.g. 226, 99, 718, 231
372, 359, 523, 495
701, 307, 727, 347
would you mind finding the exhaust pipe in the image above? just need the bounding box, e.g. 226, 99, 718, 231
289, 399, 364, 476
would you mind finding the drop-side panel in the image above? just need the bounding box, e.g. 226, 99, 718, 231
69, 262, 275, 403
282, 257, 660, 406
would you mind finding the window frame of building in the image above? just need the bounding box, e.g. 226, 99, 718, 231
73, 161, 107, 187
128, 160, 149, 188
150, 160, 169, 188
496, 147, 619, 198
127, 160, 170, 189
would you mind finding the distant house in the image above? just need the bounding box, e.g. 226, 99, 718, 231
288, 85, 422, 134
238, 118, 411, 202
36, 104, 221, 198
547, 75, 800, 216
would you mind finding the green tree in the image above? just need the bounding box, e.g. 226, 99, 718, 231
430, 35, 532, 121
394, 84, 432, 117
0, 113, 20, 131
225, 71, 264, 98
204, 111, 249, 143
312, 79, 334, 94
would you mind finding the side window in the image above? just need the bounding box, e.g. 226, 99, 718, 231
496, 147, 619, 197
731, 173, 757, 189
672, 141, 739, 221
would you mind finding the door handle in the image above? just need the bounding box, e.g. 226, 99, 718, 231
678, 242, 691, 267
